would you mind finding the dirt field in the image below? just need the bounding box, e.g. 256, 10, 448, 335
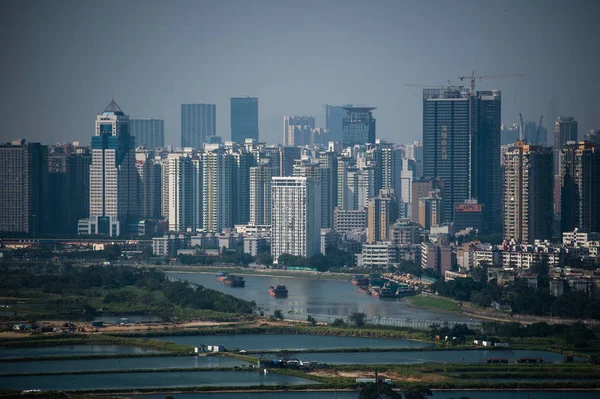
308, 368, 450, 383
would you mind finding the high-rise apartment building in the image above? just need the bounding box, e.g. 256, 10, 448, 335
293, 161, 331, 229
471, 90, 502, 233
283, 116, 315, 146
87, 100, 138, 236
342, 107, 376, 147
553, 117, 578, 217
418, 189, 444, 230
181, 104, 216, 148
561, 141, 600, 233
0, 140, 48, 235
231, 97, 259, 143
411, 178, 444, 227
48, 146, 72, 235
249, 164, 273, 225
201, 146, 234, 232
166, 153, 201, 232
230, 149, 255, 225
422, 88, 501, 232
131, 119, 165, 148
271, 176, 321, 263
319, 150, 338, 228
136, 149, 163, 219
367, 189, 398, 244
503, 140, 553, 243
70, 146, 91, 232
325, 104, 347, 143
280, 146, 302, 177
423, 87, 472, 223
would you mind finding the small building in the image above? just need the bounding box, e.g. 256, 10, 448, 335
207, 345, 224, 352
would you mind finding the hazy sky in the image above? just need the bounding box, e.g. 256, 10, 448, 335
1, 0, 598, 147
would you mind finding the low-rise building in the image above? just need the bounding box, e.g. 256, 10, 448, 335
356, 242, 397, 268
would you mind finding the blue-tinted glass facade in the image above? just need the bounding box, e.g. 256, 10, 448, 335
181, 104, 216, 149
231, 97, 258, 144
131, 119, 164, 148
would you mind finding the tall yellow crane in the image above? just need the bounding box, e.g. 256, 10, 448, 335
458, 71, 524, 95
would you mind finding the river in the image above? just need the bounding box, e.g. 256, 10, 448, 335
170, 272, 476, 322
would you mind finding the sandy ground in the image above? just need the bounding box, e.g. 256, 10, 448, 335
308, 369, 450, 383
0, 319, 242, 338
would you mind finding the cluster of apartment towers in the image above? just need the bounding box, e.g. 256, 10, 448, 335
1, 88, 598, 264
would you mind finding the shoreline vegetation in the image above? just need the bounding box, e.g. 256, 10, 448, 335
2, 264, 600, 396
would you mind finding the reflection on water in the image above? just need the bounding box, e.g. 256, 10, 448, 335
0, 355, 247, 374
171, 272, 475, 322
140, 391, 600, 399
0, 345, 162, 359
0, 370, 318, 391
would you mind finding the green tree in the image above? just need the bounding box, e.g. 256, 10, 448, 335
273, 309, 284, 320
403, 387, 433, 399
358, 383, 402, 399
331, 318, 346, 327
349, 312, 367, 327
307, 315, 317, 325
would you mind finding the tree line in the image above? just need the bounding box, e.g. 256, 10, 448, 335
1, 264, 256, 315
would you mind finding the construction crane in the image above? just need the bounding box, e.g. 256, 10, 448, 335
519, 113, 525, 141
458, 71, 524, 95
533, 115, 543, 144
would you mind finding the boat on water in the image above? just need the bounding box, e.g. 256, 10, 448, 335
396, 284, 416, 297
216, 271, 229, 281
351, 274, 369, 286
224, 275, 245, 287
369, 273, 386, 287
269, 284, 288, 298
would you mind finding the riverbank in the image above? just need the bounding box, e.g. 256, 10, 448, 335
157, 265, 353, 281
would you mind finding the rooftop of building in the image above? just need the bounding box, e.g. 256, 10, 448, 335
102, 99, 125, 116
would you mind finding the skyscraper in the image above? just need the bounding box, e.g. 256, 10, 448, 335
166, 153, 201, 232
230, 149, 255, 225
201, 146, 234, 232
88, 99, 138, 236
471, 90, 502, 233
342, 106, 376, 147
0, 140, 48, 235
293, 161, 331, 229
325, 104, 347, 143
70, 146, 91, 233
131, 119, 165, 148
423, 87, 472, 223
553, 117, 578, 217
418, 189, 444, 230
503, 140, 553, 243
367, 189, 398, 244
411, 178, 444, 226
48, 146, 72, 235
249, 163, 273, 225
422, 87, 501, 231
181, 104, 216, 149
554, 117, 579, 173
231, 97, 259, 143
561, 141, 600, 233
136, 148, 163, 220
280, 146, 302, 177
271, 176, 321, 263
283, 116, 315, 146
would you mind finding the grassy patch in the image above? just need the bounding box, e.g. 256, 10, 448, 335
405, 295, 462, 312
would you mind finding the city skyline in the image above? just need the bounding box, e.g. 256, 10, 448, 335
1, 0, 599, 147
